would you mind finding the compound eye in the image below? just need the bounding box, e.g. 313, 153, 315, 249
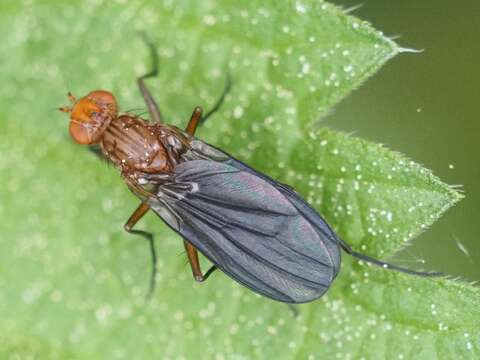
67, 90, 118, 145
69, 121, 91, 144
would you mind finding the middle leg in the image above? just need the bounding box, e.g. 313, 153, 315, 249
182, 74, 232, 279
184, 74, 232, 136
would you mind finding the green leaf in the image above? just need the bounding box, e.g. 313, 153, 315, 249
287, 128, 463, 257
0, 1, 476, 359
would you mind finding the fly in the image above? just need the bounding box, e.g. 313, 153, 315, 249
59, 37, 441, 304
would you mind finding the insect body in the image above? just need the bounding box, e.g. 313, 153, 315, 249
59, 42, 440, 304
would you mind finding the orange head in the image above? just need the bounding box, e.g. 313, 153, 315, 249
59, 90, 118, 144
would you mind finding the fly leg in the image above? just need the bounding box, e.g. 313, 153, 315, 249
185, 107, 203, 136
124, 202, 158, 299
183, 106, 219, 281
182, 79, 232, 279
138, 33, 163, 123
288, 304, 299, 317
184, 241, 217, 282
184, 74, 232, 136
201, 73, 231, 125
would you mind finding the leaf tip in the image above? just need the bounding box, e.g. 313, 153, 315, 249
397, 46, 425, 54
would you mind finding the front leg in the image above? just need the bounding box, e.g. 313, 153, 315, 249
124, 202, 158, 300
138, 34, 163, 123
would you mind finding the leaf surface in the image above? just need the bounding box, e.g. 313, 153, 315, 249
0, 1, 475, 359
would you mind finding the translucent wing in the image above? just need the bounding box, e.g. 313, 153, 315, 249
147, 158, 341, 303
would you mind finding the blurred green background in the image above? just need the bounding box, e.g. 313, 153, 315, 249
330, 0, 480, 280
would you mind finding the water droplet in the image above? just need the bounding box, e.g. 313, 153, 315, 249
301, 62, 311, 74
295, 1, 307, 13
174, 311, 184, 321
95, 305, 112, 323
203, 15, 216, 26
233, 106, 244, 119
267, 325, 277, 335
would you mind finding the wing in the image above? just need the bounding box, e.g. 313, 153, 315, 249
147, 156, 341, 303
187, 140, 343, 257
